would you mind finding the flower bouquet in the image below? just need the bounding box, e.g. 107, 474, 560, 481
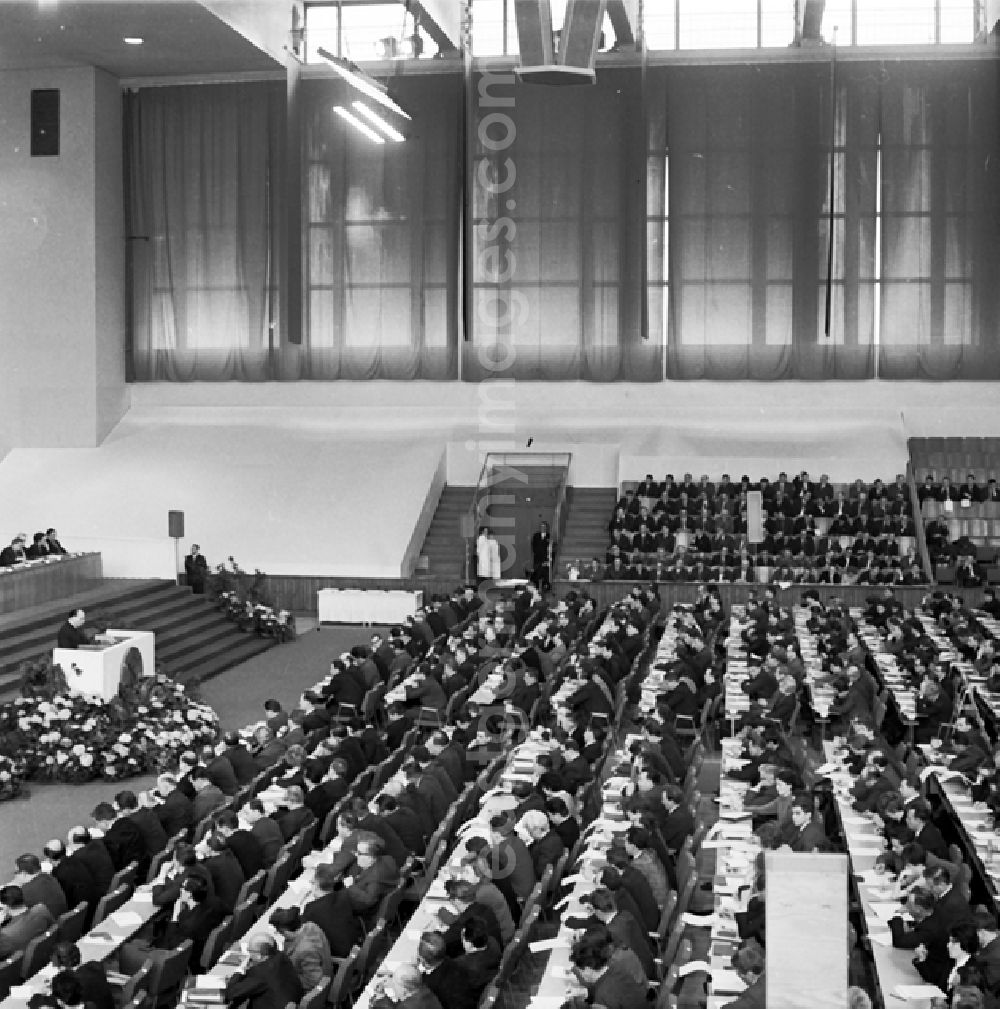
0, 670, 220, 792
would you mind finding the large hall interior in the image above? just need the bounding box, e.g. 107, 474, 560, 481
2, 1, 1000, 1008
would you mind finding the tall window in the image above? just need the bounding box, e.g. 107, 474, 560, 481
642, 0, 982, 50
878, 59, 1000, 378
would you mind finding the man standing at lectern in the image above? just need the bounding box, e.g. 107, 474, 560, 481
57, 609, 91, 649
184, 544, 208, 595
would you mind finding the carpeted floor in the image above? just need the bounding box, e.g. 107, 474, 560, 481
0, 621, 385, 875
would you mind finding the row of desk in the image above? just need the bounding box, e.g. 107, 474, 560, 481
524, 611, 687, 1008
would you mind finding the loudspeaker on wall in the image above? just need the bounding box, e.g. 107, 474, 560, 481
30, 89, 60, 157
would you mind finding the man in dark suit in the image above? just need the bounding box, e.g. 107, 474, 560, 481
889, 887, 953, 988
49, 941, 114, 1009
372, 795, 425, 857
213, 810, 264, 880
243, 801, 283, 868
13, 853, 67, 919
153, 772, 195, 839
301, 866, 361, 959
184, 545, 208, 594
0, 535, 27, 567
303, 759, 349, 826
120, 874, 226, 974
200, 745, 239, 797
416, 932, 478, 1009
201, 833, 246, 912
451, 917, 501, 994
0, 885, 55, 958
487, 816, 535, 906
906, 800, 949, 861
223, 935, 303, 1009
56, 609, 91, 649
114, 791, 169, 868
42, 840, 98, 922
67, 828, 114, 895
658, 784, 695, 856
274, 786, 315, 843
788, 795, 829, 853
91, 802, 145, 872
190, 766, 227, 823
222, 732, 258, 786
345, 836, 398, 919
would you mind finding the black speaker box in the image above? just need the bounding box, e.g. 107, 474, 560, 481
168, 511, 185, 539
31, 89, 60, 157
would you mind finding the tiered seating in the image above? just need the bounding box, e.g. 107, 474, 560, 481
911, 436, 1000, 585
596, 471, 923, 585
1, 582, 667, 1009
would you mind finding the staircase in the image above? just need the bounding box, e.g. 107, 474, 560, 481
414, 486, 476, 584
0, 580, 276, 697
559, 487, 617, 564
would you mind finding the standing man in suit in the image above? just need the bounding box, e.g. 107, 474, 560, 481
223, 935, 303, 1009
184, 545, 209, 594
56, 610, 91, 650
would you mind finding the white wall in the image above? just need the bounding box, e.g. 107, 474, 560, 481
0, 66, 127, 450
0, 405, 444, 579
133, 378, 1000, 486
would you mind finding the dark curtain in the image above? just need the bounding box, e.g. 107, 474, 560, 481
127, 82, 285, 381
878, 59, 1000, 379
297, 71, 462, 379
650, 63, 877, 380
463, 67, 660, 381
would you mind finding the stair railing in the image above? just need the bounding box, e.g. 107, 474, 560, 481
464, 452, 572, 583
551, 456, 572, 577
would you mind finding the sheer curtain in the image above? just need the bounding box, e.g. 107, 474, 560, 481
464, 67, 660, 381
878, 59, 1000, 379
126, 83, 285, 381
298, 71, 462, 379
648, 63, 877, 380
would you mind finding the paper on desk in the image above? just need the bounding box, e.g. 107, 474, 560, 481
678, 960, 711, 977
867, 901, 904, 920
719, 809, 752, 821
681, 911, 718, 927
892, 985, 947, 1000
710, 969, 747, 994
529, 937, 566, 953
110, 910, 144, 928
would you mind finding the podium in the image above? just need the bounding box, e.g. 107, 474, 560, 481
53, 629, 155, 702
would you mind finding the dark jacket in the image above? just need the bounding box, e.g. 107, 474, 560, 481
302, 888, 361, 958
223, 952, 304, 1009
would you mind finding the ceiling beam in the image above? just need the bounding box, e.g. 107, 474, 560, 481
406, 0, 459, 54
199, 0, 301, 66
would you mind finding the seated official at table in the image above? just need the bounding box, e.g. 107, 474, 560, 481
56, 609, 91, 650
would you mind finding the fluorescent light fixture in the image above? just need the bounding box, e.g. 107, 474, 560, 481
334, 106, 385, 144
316, 46, 411, 121
122, 36, 144, 45
352, 101, 406, 142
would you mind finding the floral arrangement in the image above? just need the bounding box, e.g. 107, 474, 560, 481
0, 666, 220, 793
0, 754, 26, 802
209, 556, 295, 643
